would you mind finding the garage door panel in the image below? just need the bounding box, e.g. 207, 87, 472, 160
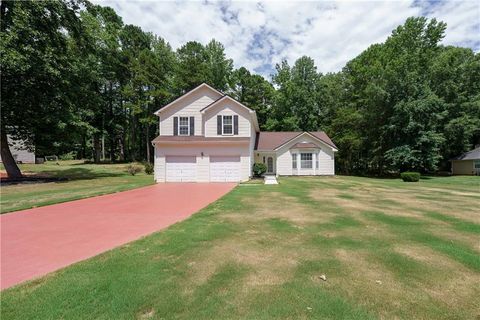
166, 156, 196, 163
210, 156, 240, 163
166, 156, 196, 182
210, 156, 240, 182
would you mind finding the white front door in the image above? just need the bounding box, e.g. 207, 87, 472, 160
210, 156, 241, 182
166, 156, 197, 182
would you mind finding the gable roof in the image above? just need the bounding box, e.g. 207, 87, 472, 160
451, 147, 480, 161
255, 131, 337, 151
200, 95, 251, 113
153, 83, 223, 115
200, 95, 260, 132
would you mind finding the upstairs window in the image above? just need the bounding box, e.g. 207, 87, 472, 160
179, 117, 190, 135
300, 153, 312, 169
222, 115, 233, 135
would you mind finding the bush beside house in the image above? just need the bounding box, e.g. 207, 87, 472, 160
400, 172, 420, 182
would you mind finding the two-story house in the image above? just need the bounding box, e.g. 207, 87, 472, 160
152, 83, 337, 182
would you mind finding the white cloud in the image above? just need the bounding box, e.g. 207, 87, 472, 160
92, 0, 480, 78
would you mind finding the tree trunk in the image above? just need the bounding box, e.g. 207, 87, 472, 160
145, 124, 150, 163
0, 131, 22, 178
131, 113, 136, 161
101, 135, 105, 161
109, 137, 115, 162
108, 82, 115, 162
118, 137, 125, 162
93, 134, 101, 163
80, 134, 86, 159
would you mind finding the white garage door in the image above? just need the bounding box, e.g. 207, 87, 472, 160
166, 156, 197, 182
210, 156, 241, 182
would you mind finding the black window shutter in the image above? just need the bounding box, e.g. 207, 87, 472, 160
173, 117, 178, 136
234, 115, 239, 135
189, 117, 194, 136
217, 115, 222, 135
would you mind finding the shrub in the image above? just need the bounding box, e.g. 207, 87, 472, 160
59, 152, 76, 161
144, 162, 154, 175
253, 163, 267, 177
127, 164, 142, 176
400, 171, 420, 182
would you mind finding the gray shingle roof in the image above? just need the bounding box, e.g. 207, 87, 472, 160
452, 147, 480, 161
255, 131, 337, 151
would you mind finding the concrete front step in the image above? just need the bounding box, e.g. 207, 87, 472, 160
264, 175, 278, 185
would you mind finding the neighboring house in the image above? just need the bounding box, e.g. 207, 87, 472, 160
152, 83, 337, 182
0, 136, 35, 164
451, 147, 480, 175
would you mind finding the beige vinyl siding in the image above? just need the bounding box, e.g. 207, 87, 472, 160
0, 148, 35, 164
240, 156, 250, 181
203, 102, 251, 137
451, 160, 475, 175
196, 156, 210, 182
0, 137, 35, 164
276, 150, 294, 175
317, 148, 335, 174
275, 134, 335, 176
154, 143, 251, 182
154, 147, 166, 182
159, 87, 221, 136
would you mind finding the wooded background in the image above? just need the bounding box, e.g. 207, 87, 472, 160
1, 0, 479, 177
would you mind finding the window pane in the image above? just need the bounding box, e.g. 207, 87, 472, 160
179, 117, 189, 125
223, 116, 233, 134
301, 153, 312, 169
223, 116, 232, 124
179, 117, 189, 135
301, 153, 312, 160
292, 154, 297, 169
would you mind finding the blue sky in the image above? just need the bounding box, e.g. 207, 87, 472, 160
94, 0, 480, 77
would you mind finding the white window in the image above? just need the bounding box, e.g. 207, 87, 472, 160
222, 115, 233, 135
179, 117, 189, 135
475, 160, 480, 169
301, 153, 312, 169
316, 153, 319, 169
292, 153, 297, 169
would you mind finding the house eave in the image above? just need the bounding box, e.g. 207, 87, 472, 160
153, 83, 223, 115
273, 132, 338, 152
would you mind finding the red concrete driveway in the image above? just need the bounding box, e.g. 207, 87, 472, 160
0, 183, 235, 290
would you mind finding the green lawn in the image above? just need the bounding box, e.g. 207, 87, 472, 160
0, 161, 154, 213
2, 175, 479, 319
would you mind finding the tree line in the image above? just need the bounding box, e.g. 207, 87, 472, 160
1, 0, 479, 178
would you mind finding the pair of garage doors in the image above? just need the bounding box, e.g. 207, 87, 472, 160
165, 156, 240, 182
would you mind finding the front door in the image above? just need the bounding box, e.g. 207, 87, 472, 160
267, 157, 274, 173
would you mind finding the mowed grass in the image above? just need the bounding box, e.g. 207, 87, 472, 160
2, 175, 480, 319
0, 161, 154, 213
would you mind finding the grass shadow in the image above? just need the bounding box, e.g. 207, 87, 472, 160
29, 167, 128, 181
